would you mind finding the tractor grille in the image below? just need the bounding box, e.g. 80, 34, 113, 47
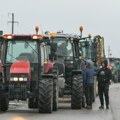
9, 82, 28, 100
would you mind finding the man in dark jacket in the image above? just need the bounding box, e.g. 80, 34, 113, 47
97, 60, 112, 109
83, 60, 94, 109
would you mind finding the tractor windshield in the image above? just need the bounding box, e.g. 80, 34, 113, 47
6, 40, 38, 63
52, 37, 73, 59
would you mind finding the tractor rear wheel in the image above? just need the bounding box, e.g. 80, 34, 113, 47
71, 74, 83, 109
38, 79, 53, 113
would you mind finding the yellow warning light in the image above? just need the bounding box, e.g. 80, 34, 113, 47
51, 33, 56, 38
35, 26, 39, 31
88, 34, 92, 38
79, 26, 84, 31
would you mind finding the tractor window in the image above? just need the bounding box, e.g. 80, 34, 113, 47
80, 42, 91, 59
6, 40, 38, 63
53, 37, 73, 59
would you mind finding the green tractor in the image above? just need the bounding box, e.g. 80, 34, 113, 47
0, 34, 59, 113
44, 29, 91, 109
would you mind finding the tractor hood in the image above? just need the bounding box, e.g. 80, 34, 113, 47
10, 60, 31, 79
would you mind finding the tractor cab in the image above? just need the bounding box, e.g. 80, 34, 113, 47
0, 34, 58, 113
2, 34, 43, 84
51, 33, 73, 73
48, 33, 74, 86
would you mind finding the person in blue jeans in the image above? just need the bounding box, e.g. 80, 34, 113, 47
83, 60, 94, 109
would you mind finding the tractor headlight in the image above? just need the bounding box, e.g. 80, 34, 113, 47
19, 77, 27, 81
13, 77, 19, 81
10, 77, 27, 82
10, 77, 19, 81
23, 78, 27, 81
19, 77, 24, 81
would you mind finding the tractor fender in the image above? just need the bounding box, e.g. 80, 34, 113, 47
44, 61, 54, 74
10, 60, 31, 80
53, 62, 65, 76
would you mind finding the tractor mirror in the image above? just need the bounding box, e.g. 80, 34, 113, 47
50, 43, 57, 52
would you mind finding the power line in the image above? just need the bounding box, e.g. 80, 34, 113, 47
7, 13, 19, 34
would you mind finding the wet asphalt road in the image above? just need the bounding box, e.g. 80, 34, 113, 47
0, 83, 120, 120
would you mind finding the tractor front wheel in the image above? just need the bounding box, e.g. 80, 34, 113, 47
38, 79, 53, 113
71, 74, 83, 109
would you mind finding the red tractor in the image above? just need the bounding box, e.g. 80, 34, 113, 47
0, 34, 58, 113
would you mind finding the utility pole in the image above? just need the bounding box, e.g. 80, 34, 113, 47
108, 46, 112, 64
7, 13, 19, 34
108, 46, 112, 58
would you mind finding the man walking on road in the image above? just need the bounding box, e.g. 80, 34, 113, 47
83, 60, 94, 109
97, 60, 112, 109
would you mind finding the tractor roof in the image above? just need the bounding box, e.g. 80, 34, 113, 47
2, 34, 43, 40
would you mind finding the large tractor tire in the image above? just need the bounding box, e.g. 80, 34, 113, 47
28, 98, 38, 109
0, 96, 9, 111
71, 74, 83, 109
53, 78, 58, 111
38, 79, 53, 113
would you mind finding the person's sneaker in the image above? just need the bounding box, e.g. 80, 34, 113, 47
99, 106, 104, 109
106, 106, 109, 109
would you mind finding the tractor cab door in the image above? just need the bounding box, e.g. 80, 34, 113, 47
52, 37, 73, 77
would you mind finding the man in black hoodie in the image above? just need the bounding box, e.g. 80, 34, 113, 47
97, 60, 112, 109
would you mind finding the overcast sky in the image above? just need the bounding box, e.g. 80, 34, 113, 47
0, 0, 120, 57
